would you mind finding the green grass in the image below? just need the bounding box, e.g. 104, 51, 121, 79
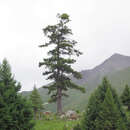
34, 119, 79, 130
126, 110, 130, 120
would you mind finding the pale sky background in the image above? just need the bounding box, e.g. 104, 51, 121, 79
0, 0, 130, 91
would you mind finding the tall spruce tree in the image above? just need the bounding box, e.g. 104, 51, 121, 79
81, 77, 128, 130
120, 85, 130, 110
30, 85, 43, 119
39, 13, 85, 114
0, 59, 34, 130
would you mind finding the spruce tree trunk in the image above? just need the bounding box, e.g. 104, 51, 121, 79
128, 105, 130, 110
57, 88, 62, 114
34, 110, 37, 120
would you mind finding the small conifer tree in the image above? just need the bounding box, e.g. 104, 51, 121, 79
81, 77, 128, 130
30, 85, 43, 119
95, 87, 127, 130
121, 85, 130, 110
0, 59, 34, 130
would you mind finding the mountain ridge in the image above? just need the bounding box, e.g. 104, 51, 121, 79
71, 53, 130, 86
21, 53, 130, 111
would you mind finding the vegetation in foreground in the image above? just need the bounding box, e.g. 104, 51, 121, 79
120, 84, 130, 110
0, 59, 34, 130
75, 77, 129, 130
34, 118, 79, 130
34, 108, 130, 130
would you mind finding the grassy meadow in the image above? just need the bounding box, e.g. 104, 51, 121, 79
34, 119, 79, 130
33, 106, 130, 130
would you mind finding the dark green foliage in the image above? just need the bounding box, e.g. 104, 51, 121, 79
39, 13, 84, 113
82, 91, 99, 130
81, 77, 128, 130
95, 87, 126, 130
30, 86, 43, 119
0, 59, 34, 130
121, 85, 130, 110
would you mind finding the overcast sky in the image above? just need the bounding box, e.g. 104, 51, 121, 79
0, 0, 130, 91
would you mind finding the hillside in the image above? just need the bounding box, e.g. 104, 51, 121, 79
22, 53, 130, 112
72, 53, 130, 86
108, 67, 130, 94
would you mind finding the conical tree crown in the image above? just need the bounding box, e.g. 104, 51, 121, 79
82, 77, 128, 130
0, 59, 34, 130
0, 58, 21, 91
30, 85, 43, 112
95, 87, 126, 130
121, 85, 130, 109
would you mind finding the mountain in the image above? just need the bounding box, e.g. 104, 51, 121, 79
22, 53, 130, 111
72, 53, 130, 86
108, 66, 130, 93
